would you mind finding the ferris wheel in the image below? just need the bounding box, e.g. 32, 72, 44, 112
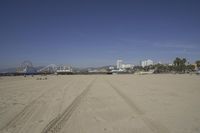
16, 60, 35, 73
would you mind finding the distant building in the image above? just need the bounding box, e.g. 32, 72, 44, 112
193, 64, 198, 70
141, 59, 153, 67
109, 66, 115, 70
56, 65, 73, 74
117, 60, 123, 69
116, 59, 134, 70
121, 64, 134, 69
111, 69, 126, 73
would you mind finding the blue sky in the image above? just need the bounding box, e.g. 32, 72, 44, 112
0, 0, 200, 68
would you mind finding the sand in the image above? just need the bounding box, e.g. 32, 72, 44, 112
0, 74, 200, 133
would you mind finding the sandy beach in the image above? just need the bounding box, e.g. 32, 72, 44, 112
0, 74, 200, 133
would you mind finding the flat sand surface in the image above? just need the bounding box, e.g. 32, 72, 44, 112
0, 74, 200, 133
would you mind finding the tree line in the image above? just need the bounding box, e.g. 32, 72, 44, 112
134, 58, 200, 74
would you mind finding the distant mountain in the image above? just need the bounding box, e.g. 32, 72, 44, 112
97, 65, 116, 69
0, 68, 16, 73
34, 66, 45, 71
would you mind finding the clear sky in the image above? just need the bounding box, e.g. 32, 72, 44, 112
0, 0, 200, 68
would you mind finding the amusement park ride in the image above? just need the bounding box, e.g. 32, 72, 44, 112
37, 64, 58, 73
16, 61, 36, 74
16, 61, 73, 75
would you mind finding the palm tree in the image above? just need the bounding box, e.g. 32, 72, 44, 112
173, 57, 187, 73
186, 64, 195, 72
196, 60, 200, 68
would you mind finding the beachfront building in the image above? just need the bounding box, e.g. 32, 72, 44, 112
56, 65, 73, 74
117, 60, 123, 69
117, 59, 135, 69
121, 64, 134, 69
141, 59, 153, 67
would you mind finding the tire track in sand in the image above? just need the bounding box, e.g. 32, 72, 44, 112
41, 78, 96, 133
0, 79, 73, 133
107, 80, 170, 133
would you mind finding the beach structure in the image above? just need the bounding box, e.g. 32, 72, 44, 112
141, 59, 153, 67
56, 65, 73, 74
117, 60, 123, 69
16, 60, 36, 74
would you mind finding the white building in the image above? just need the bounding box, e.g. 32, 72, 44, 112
116, 59, 134, 70
141, 59, 153, 67
121, 64, 134, 69
109, 66, 115, 70
56, 65, 73, 73
117, 60, 123, 69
